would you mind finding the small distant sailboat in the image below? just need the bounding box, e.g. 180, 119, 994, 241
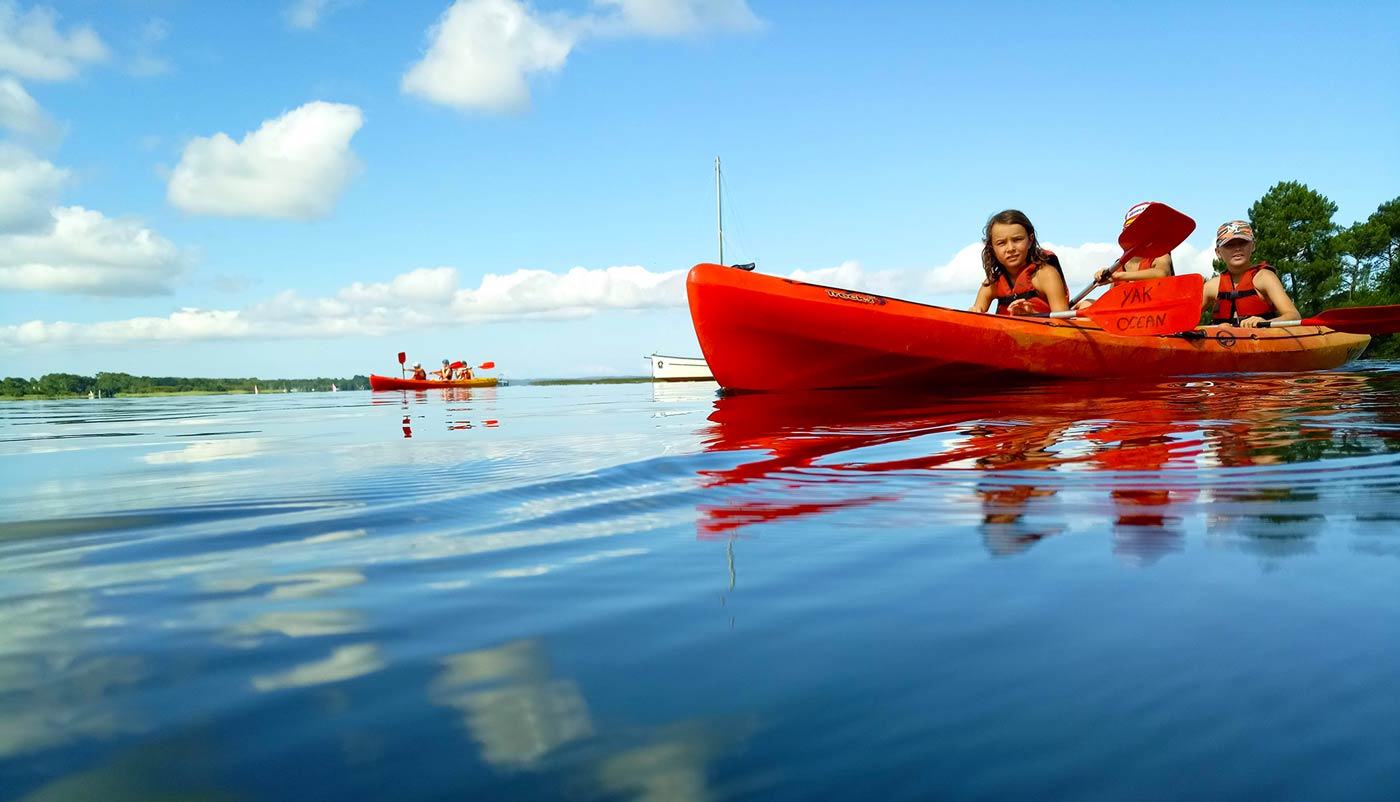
331, 383, 338, 392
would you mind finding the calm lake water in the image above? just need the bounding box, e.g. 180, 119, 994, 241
4, 367, 1400, 801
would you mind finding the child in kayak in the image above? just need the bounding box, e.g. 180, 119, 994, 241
1203, 220, 1299, 328
432, 359, 453, 379
1095, 201, 1176, 284
1072, 202, 1177, 310
969, 209, 1069, 316
411, 361, 428, 380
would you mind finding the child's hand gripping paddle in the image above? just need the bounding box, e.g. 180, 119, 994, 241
1068, 203, 1198, 307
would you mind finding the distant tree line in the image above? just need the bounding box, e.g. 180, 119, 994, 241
1229, 181, 1398, 356
1, 372, 372, 399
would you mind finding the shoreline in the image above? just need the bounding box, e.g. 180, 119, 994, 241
0, 375, 676, 400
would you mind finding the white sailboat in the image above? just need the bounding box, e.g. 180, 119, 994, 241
645, 353, 713, 381
645, 158, 731, 383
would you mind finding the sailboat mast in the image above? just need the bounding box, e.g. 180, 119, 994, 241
716, 156, 723, 265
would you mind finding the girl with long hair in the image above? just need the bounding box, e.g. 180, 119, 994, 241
968, 209, 1069, 316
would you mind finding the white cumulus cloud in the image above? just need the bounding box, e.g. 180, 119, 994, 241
402, 0, 576, 113
0, 76, 59, 141
0, 145, 66, 233
787, 259, 913, 299
454, 264, 684, 318
589, 0, 762, 36
1, 263, 689, 347
0, 206, 187, 296
167, 101, 363, 220
402, 0, 761, 112
284, 0, 352, 31
0, 240, 1222, 351
0, 1, 109, 81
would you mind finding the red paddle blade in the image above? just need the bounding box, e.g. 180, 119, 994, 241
1298, 304, 1400, 334
449, 361, 464, 369
397, 351, 406, 364
1070, 203, 1198, 307
477, 361, 495, 369
1078, 273, 1204, 336
1118, 202, 1196, 262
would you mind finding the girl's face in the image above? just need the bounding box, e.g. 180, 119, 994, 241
1216, 238, 1255, 271
989, 222, 1030, 270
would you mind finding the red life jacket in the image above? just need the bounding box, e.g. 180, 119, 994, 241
1213, 264, 1279, 324
992, 262, 1052, 315
412, 367, 428, 380
1117, 253, 1175, 277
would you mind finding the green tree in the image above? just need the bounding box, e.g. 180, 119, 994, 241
94, 371, 136, 397
1, 377, 32, 397
1334, 219, 1389, 301
1249, 181, 1339, 312
1370, 197, 1400, 295
36, 373, 91, 397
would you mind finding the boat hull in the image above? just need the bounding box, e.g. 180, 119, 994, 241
645, 353, 713, 381
686, 262, 1371, 392
369, 374, 499, 391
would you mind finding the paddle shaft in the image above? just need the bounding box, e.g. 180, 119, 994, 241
1069, 251, 1136, 307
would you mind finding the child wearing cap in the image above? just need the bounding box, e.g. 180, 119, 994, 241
968, 209, 1069, 316
1203, 220, 1300, 328
411, 361, 428, 380
1096, 202, 1176, 284
1073, 202, 1178, 309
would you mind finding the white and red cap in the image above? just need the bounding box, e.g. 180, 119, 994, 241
1123, 201, 1153, 229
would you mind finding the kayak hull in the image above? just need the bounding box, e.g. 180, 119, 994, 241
686, 263, 1371, 392
369, 374, 499, 391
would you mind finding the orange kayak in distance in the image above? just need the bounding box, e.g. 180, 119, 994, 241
686, 262, 1371, 392
368, 375, 499, 390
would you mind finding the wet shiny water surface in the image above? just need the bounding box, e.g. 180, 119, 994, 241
4, 367, 1400, 801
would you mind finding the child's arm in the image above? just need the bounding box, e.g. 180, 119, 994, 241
1243, 271, 1301, 328
1201, 276, 1220, 321
969, 282, 995, 313
1109, 255, 1173, 282
1035, 269, 1070, 313
1011, 269, 1070, 315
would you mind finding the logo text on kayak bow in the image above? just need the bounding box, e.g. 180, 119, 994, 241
826, 289, 885, 305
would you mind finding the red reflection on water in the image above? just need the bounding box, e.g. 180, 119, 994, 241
372, 387, 503, 437
693, 373, 1394, 555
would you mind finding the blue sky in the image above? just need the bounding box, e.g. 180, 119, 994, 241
1, 0, 1396, 379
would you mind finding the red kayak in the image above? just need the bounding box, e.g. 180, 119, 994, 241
686, 262, 1372, 392
369, 374, 498, 391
